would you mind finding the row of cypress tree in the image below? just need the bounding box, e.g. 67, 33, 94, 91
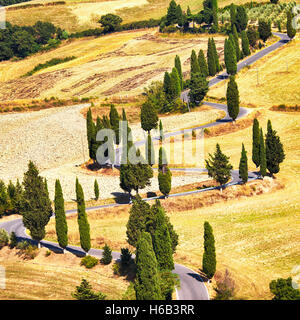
126, 197, 178, 299
252, 118, 285, 177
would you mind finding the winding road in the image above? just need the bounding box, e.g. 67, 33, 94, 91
0, 32, 290, 301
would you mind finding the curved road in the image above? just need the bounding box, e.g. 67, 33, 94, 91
0, 32, 290, 301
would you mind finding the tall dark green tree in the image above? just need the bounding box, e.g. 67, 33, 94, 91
241, 30, 250, 56
236, 5, 248, 32
198, 49, 209, 78
211, 37, 221, 72
224, 37, 237, 75
259, 128, 267, 177
145, 133, 155, 166
21, 161, 52, 246
202, 221, 216, 279
170, 67, 181, 99
258, 19, 272, 42
94, 179, 99, 200
135, 231, 162, 300
287, 10, 296, 39
153, 205, 174, 271
175, 55, 183, 89
191, 49, 200, 74
86, 108, 95, 160
159, 119, 165, 142
126, 195, 152, 247
212, 0, 219, 31
226, 75, 240, 121
141, 100, 158, 134
158, 166, 172, 198
232, 25, 241, 61
239, 144, 248, 184
54, 179, 68, 251
265, 120, 285, 176
230, 3, 237, 32
188, 72, 209, 106
76, 179, 91, 254
207, 38, 216, 76
163, 71, 172, 101
109, 104, 120, 145
166, 0, 178, 26
205, 144, 233, 191
252, 118, 260, 168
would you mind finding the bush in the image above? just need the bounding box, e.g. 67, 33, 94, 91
0, 228, 9, 248
214, 269, 236, 300
100, 244, 112, 265
9, 232, 18, 248
45, 250, 51, 257
16, 241, 38, 259
120, 248, 132, 267
81, 255, 99, 269
72, 279, 106, 300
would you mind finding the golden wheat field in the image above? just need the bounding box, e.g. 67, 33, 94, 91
209, 36, 300, 108
0, 247, 129, 300
0, 29, 226, 101
42, 33, 300, 299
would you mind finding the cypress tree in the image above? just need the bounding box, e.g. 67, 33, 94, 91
134, 231, 162, 300
158, 146, 168, 171
145, 133, 155, 166
211, 38, 221, 72
166, 0, 178, 26
188, 72, 209, 106
163, 72, 172, 101
259, 128, 267, 177
76, 179, 91, 254
230, 3, 237, 32
207, 38, 216, 76
287, 10, 296, 39
190, 49, 200, 74
44, 178, 49, 198
187, 6, 192, 17
265, 120, 285, 176
141, 99, 158, 134
170, 67, 181, 99
232, 25, 241, 61
241, 30, 250, 56
226, 75, 240, 121
198, 49, 209, 78
205, 143, 233, 191
202, 221, 216, 279
153, 205, 174, 271
159, 119, 164, 142
101, 244, 112, 265
258, 19, 271, 42
0, 180, 9, 216
86, 108, 94, 160
94, 179, 99, 200
54, 179, 68, 250
212, 0, 219, 31
158, 166, 172, 198
109, 104, 120, 145
239, 144, 248, 184
21, 161, 52, 246
126, 195, 152, 247
252, 118, 260, 168
224, 37, 237, 75
175, 55, 183, 89
236, 5, 248, 32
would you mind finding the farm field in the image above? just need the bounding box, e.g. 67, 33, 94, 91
45, 107, 300, 300
0, 29, 226, 100
209, 36, 300, 108
0, 246, 128, 300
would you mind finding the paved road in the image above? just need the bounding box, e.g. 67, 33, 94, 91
0, 32, 289, 301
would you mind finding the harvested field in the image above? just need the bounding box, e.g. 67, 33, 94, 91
0, 246, 128, 300
0, 29, 226, 100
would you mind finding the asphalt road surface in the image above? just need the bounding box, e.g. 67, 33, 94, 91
0, 32, 290, 301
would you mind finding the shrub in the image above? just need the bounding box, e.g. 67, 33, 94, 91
100, 244, 112, 265
72, 279, 106, 300
45, 250, 51, 257
80, 255, 99, 269
0, 228, 9, 248
16, 241, 38, 259
9, 232, 18, 248
214, 269, 236, 300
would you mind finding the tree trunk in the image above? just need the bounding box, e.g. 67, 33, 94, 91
37, 242, 41, 249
